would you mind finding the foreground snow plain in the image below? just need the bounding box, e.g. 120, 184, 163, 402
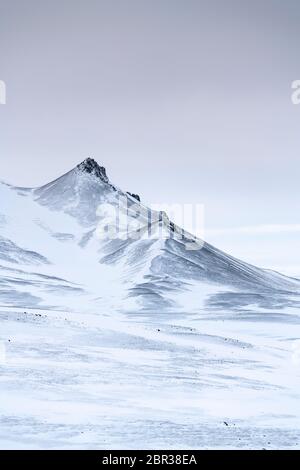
1, 304, 300, 449
0, 159, 300, 449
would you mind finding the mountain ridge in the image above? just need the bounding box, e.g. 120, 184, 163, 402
0, 158, 299, 313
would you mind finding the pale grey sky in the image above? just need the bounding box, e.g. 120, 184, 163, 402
0, 0, 300, 274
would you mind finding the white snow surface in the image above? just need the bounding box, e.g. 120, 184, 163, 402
0, 159, 300, 449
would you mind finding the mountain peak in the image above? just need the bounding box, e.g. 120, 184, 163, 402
77, 158, 109, 183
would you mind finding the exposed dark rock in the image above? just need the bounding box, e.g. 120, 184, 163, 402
77, 158, 109, 183
127, 192, 141, 202
169, 221, 175, 233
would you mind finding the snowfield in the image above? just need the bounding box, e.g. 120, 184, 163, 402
0, 158, 300, 449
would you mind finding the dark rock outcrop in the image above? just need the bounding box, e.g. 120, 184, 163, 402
77, 158, 109, 183
127, 192, 141, 202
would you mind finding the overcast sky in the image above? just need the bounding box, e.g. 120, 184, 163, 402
0, 0, 300, 274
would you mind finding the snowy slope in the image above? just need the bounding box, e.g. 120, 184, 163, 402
0, 158, 299, 313
1, 158, 300, 449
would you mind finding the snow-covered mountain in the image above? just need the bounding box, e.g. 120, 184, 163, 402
0, 157, 299, 314
1, 158, 300, 450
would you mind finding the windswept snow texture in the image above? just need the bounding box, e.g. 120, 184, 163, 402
0, 158, 300, 449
